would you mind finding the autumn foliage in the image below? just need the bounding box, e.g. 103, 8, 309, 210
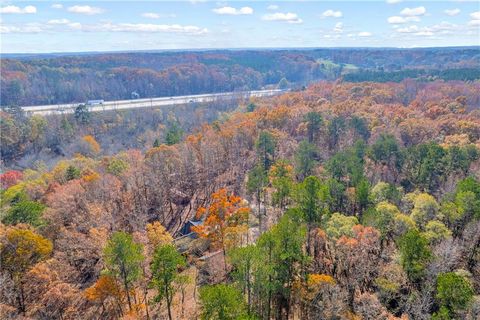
193, 188, 250, 252
1, 79, 480, 319
0, 170, 23, 189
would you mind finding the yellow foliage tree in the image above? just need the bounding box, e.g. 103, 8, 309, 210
146, 221, 173, 248
303, 273, 336, 301
0, 225, 53, 314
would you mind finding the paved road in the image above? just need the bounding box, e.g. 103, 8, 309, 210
22, 89, 285, 116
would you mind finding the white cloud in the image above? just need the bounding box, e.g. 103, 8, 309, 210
406, 16, 421, 22
333, 22, 343, 33
67, 5, 104, 15
414, 31, 434, 36
262, 12, 303, 24
387, 16, 407, 24
141, 13, 176, 19
396, 22, 458, 37
397, 25, 419, 33
212, 6, 253, 15
386, 0, 403, 4
358, 31, 372, 37
431, 21, 458, 31
387, 15, 420, 24
1, 20, 208, 36
322, 9, 342, 18
444, 8, 460, 16
68, 22, 82, 30
267, 5, 279, 11
468, 20, 480, 26
324, 34, 341, 40
0, 5, 36, 14
51, 4, 63, 9
400, 6, 426, 17
99, 23, 208, 35
468, 12, 480, 26
48, 19, 70, 25
142, 13, 160, 19
0, 23, 43, 33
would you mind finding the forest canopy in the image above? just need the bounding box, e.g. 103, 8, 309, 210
1, 77, 480, 319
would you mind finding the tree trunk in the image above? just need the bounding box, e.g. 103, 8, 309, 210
121, 267, 133, 311
18, 282, 26, 315
247, 260, 251, 315
143, 282, 150, 320
257, 189, 262, 234
307, 225, 312, 255
165, 285, 173, 320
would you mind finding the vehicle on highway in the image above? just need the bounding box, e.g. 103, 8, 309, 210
21, 90, 285, 115
86, 99, 104, 106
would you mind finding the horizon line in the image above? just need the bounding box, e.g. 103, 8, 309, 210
2, 45, 480, 57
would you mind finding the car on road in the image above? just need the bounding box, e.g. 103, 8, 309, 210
86, 99, 104, 106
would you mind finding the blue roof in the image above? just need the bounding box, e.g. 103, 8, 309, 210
188, 220, 202, 226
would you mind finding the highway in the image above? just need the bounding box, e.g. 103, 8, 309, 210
21, 89, 285, 116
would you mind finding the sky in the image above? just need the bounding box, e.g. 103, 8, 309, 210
1, 0, 479, 53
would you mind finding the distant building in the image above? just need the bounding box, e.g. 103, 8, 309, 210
180, 219, 203, 236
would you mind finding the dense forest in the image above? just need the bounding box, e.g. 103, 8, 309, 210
2, 47, 479, 106
1, 79, 480, 319
344, 67, 480, 83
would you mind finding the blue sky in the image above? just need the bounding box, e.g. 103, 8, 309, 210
1, 1, 479, 53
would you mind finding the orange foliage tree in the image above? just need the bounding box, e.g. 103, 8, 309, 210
192, 188, 250, 271
82, 135, 101, 155
85, 274, 125, 318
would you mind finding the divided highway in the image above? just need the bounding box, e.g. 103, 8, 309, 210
21, 89, 286, 116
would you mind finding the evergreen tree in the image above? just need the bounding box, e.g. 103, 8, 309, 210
304, 112, 322, 142
256, 131, 277, 171
103, 231, 144, 311
150, 244, 186, 320
2, 200, 46, 227
436, 272, 474, 317
398, 229, 431, 283
295, 140, 318, 178
165, 122, 184, 145
199, 284, 248, 320
247, 164, 268, 232
74, 104, 91, 124
295, 176, 329, 252
65, 165, 81, 181
228, 244, 259, 315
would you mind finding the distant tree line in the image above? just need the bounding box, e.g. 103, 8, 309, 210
2, 47, 479, 106
343, 67, 480, 83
